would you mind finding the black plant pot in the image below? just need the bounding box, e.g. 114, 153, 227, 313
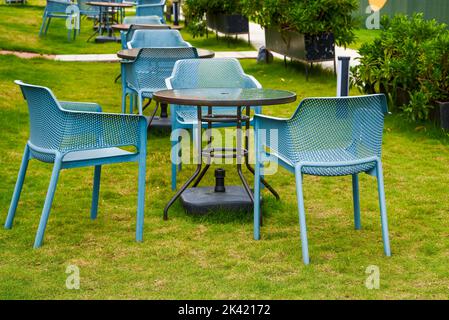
207, 13, 249, 35
304, 33, 335, 62
437, 101, 449, 130
264, 27, 335, 78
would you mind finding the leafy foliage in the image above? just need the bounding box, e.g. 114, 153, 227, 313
241, 0, 359, 47
351, 14, 449, 121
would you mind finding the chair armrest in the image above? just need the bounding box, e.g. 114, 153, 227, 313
47, 0, 75, 11
253, 114, 290, 155
254, 113, 289, 125
59, 110, 148, 153
59, 101, 102, 112
246, 75, 262, 89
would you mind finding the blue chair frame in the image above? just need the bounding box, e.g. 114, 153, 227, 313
39, 0, 80, 41
136, 0, 165, 22
123, 47, 198, 115
4, 81, 148, 248
120, 30, 191, 113
253, 94, 391, 264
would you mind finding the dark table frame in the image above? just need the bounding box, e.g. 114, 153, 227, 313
153, 89, 297, 219
86, 2, 134, 42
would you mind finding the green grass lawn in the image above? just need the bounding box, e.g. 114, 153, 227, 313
0, 54, 449, 299
0, 1, 252, 54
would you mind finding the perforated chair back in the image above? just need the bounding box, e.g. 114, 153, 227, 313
123, 15, 162, 25
136, 0, 165, 19
167, 58, 261, 121
128, 29, 190, 48
126, 47, 199, 94
16, 81, 66, 155
283, 94, 388, 176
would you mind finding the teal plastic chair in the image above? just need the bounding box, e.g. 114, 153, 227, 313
120, 30, 191, 113
166, 58, 262, 190
136, 0, 165, 22
39, 0, 80, 41
4, 81, 148, 248
253, 94, 391, 264
124, 47, 198, 115
127, 29, 190, 49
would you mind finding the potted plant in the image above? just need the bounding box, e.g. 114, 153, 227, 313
419, 33, 449, 129
242, 0, 358, 73
184, 0, 249, 39
352, 14, 449, 123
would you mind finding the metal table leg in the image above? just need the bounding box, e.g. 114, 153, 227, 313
164, 107, 203, 220
192, 106, 212, 187
244, 106, 280, 200
236, 106, 254, 202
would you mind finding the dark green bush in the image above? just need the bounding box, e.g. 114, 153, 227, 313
241, 0, 359, 47
351, 14, 449, 121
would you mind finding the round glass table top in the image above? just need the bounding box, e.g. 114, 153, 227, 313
153, 88, 297, 107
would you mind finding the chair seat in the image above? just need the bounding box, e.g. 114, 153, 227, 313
63, 147, 133, 162
289, 148, 376, 176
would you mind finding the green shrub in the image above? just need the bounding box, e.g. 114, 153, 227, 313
241, 0, 359, 47
351, 14, 449, 121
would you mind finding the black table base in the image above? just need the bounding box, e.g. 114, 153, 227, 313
180, 186, 257, 215
163, 105, 279, 220
94, 36, 120, 43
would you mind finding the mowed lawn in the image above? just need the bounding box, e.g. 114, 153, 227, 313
1, 1, 449, 300
0, 55, 448, 299
0, 1, 253, 54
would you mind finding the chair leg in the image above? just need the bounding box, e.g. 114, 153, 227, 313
178, 136, 182, 172
5, 145, 30, 229
376, 161, 391, 257
352, 173, 361, 230
136, 154, 146, 242
294, 166, 310, 265
253, 150, 262, 241
121, 92, 127, 114
171, 139, 177, 191
129, 94, 134, 114
44, 17, 52, 35
34, 158, 62, 248
39, 15, 47, 37
90, 165, 101, 220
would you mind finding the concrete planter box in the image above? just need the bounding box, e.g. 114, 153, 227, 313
265, 27, 335, 62
437, 101, 449, 130
264, 27, 336, 77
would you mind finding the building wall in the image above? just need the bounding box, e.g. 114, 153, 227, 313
358, 0, 449, 26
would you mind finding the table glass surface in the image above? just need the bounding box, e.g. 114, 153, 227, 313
153, 88, 297, 107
